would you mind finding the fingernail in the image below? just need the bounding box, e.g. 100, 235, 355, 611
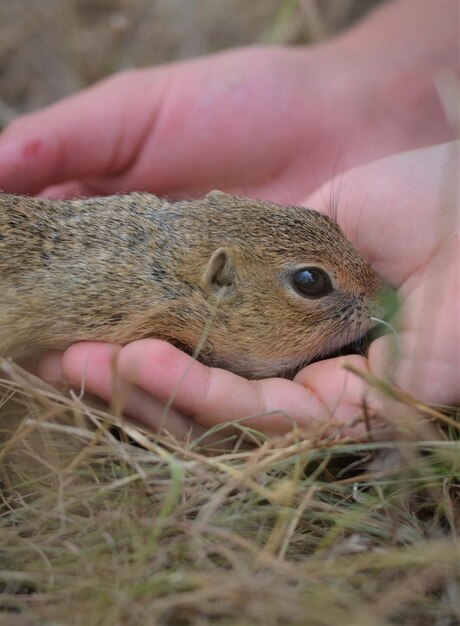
38, 350, 65, 383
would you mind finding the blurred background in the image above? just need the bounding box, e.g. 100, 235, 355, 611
0, 0, 386, 125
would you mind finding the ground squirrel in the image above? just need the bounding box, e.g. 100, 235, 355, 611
0, 190, 383, 378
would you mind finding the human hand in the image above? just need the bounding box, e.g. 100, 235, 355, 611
4, 1, 458, 442
312, 142, 459, 409
0, 0, 456, 203
38, 142, 459, 441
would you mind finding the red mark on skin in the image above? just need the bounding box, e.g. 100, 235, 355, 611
22, 140, 42, 159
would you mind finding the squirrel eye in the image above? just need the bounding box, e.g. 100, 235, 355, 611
292, 267, 333, 298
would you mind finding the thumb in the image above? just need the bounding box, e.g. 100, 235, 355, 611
368, 252, 460, 407
303, 143, 456, 287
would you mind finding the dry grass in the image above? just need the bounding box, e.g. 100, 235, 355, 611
1, 1, 459, 625
1, 360, 459, 626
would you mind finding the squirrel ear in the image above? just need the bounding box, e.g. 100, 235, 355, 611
203, 248, 236, 298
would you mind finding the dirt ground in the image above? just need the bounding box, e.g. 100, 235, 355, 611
0, 0, 385, 124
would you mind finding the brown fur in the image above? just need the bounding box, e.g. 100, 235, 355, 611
0, 190, 383, 378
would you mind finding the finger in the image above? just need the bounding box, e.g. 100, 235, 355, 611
38, 343, 206, 441
368, 328, 460, 407
368, 239, 459, 408
294, 354, 379, 411
303, 142, 456, 286
0, 69, 163, 196
114, 340, 376, 436
0, 48, 312, 200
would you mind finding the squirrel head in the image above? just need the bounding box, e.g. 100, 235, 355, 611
177, 191, 384, 378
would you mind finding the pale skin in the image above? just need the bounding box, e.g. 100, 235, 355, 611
0, 0, 458, 440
